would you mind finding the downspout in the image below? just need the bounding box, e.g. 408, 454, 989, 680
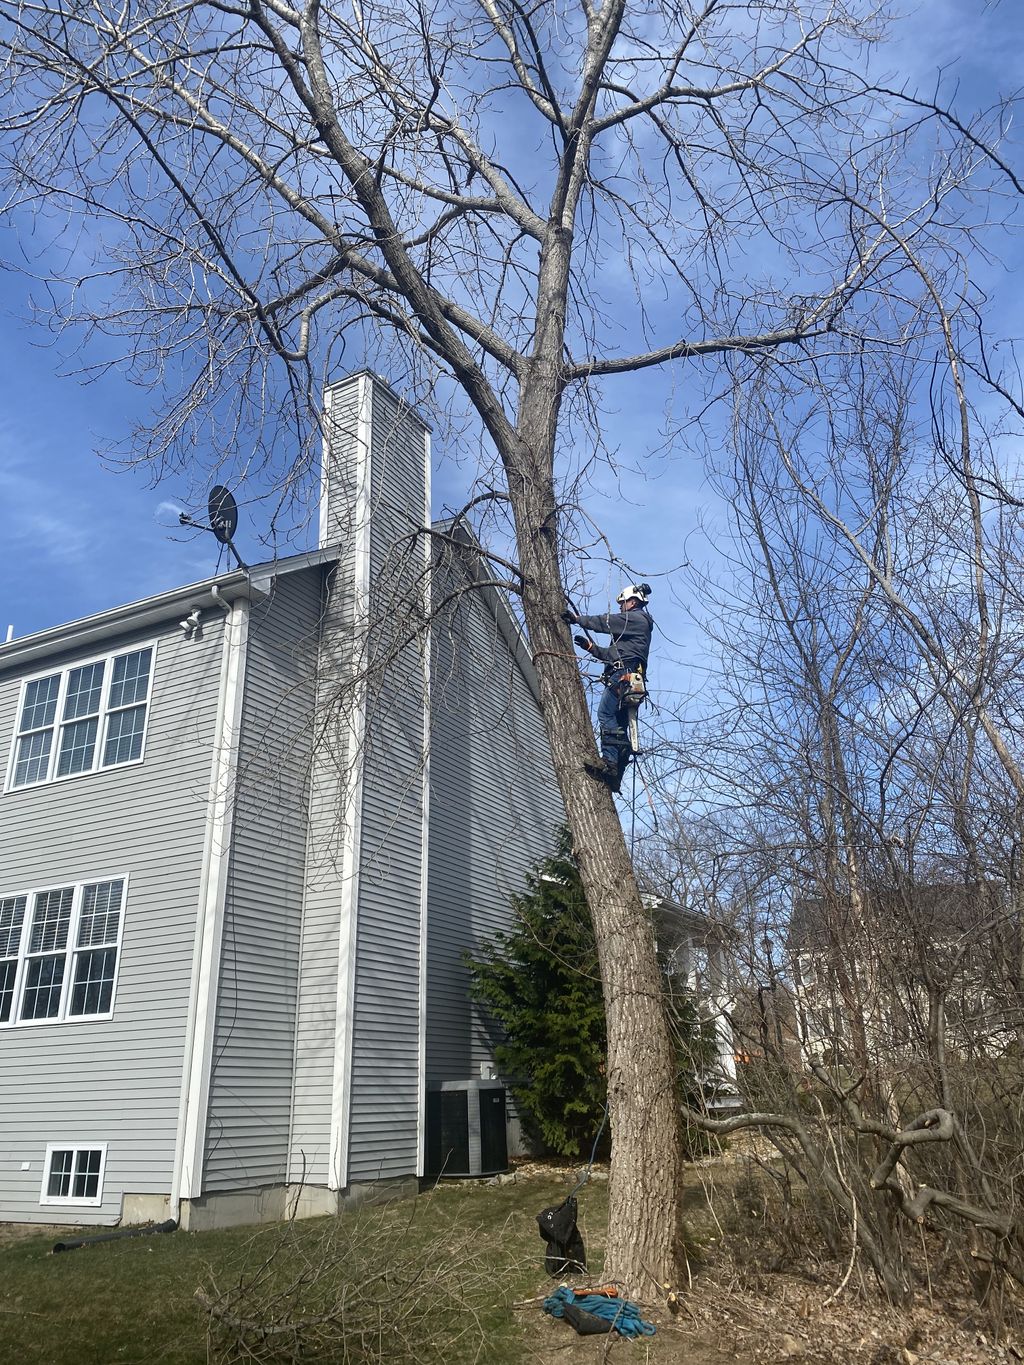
53, 1219, 178, 1254
169, 586, 241, 1224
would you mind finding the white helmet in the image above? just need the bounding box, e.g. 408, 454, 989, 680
616, 582, 651, 605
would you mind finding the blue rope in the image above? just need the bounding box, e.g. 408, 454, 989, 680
543, 1286, 656, 1337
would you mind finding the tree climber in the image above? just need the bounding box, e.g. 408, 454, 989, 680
562, 584, 653, 793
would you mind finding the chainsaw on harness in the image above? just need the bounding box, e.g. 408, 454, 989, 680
606, 661, 647, 755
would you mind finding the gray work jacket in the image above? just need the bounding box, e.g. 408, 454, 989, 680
575, 608, 653, 671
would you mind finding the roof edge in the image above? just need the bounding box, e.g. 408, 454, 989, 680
0, 547, 338, 672
431, 519, 539, 706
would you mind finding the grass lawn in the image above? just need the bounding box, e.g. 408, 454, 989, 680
0, 1171, 608, 1364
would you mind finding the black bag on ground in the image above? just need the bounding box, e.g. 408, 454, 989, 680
562, 1302, 612, 1335
536, 1196, 587, 1275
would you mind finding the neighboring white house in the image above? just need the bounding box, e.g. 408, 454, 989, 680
0, 370, 731, 1229
649, 895, 742, 1108
787, 884, 1014, 1062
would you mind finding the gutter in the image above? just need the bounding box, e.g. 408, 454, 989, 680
0, 546, 341, 673
0, 575, 253, 672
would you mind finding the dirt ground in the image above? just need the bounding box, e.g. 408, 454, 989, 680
513, 1151, 1023, 1365
523, 1270, 1022, 1364
0, 1221, 72, 1247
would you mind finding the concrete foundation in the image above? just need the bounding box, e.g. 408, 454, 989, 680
178, 1174, 420, 1232
121, 1193, 172, 1225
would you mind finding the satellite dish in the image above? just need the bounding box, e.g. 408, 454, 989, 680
208, 485, 239, 545
178, 484, 247, 569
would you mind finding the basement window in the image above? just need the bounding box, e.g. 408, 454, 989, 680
6, 645, 154, 791
40, 1145, 107, 1207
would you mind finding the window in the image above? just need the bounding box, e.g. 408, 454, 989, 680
0, 878, 126, 1027
40, 1145, 107, 1207
0, 895, 26, 1023
7, 646, 154, 790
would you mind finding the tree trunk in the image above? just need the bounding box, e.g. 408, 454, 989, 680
508, 395, 687, 1292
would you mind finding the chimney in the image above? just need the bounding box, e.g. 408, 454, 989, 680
312, 370, 433, 1191
319, 370, 431, 553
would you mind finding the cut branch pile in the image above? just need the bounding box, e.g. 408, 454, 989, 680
196, 1197, 518, 1364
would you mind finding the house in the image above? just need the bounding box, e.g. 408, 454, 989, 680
0, 369, 735, 1229
0, 371, 567, 1229
648, 894, 742, 1108
787, 883, 1015, 1061
727, 981, 802, 1070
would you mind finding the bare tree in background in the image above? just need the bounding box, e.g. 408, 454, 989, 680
643, 346, 1024, 1306
0, 0, 1018, 1286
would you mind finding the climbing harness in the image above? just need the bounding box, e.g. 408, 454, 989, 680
564, 585, 652, 793
599, 660, 648, 783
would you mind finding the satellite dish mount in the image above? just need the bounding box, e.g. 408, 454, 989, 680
179, 485, 248, 570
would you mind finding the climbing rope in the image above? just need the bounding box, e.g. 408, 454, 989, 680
630, 754, 659, 836
567, 1100, 610, 1200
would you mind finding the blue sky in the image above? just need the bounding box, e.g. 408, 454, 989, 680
0, 299, 219, 635
1, 0, 1022, 730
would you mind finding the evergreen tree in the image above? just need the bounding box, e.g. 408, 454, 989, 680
467, 832, 716, 1159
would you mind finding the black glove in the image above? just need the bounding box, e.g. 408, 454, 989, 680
573, 635, 592, 651
560, 609, 576, 624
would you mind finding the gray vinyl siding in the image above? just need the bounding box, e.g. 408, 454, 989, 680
285, 571, 347, 1187
347, 380, 429, 1182
427, 550, 564, 1084
203, 569, 321, 1192
319, 377, 363, 552
0, 619, 225, 1224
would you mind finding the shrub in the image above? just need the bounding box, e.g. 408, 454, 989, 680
467, 831, 715, 1159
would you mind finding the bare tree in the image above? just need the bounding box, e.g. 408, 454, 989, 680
645, 335, 1024, 1307
0, 0, 1017, 1286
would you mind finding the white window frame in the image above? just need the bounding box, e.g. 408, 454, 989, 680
797, 952, 818, 989
4, 641, 157, 793
0, 875, 128, 1029
40, 1143, 108, 1208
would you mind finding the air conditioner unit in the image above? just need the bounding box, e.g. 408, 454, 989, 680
425, 1080, 508, 1178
